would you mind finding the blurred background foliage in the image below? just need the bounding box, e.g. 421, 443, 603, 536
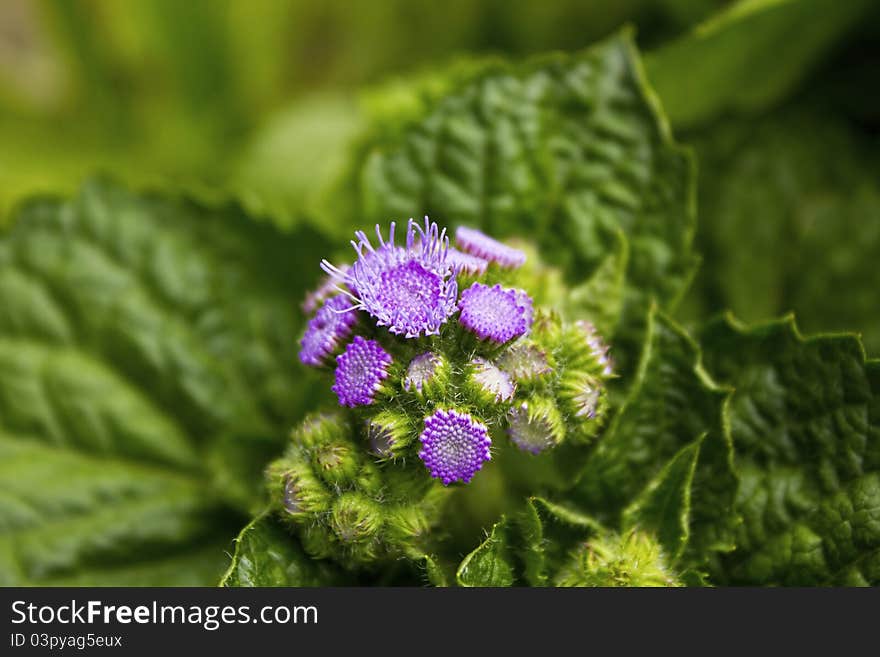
0, 0, 727, 219
1, 0, 878, 348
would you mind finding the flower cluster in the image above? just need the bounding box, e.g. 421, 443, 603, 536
296, 217, 613, 488
279, 217, 616, 568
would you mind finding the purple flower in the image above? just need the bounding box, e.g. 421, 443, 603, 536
468, 357, 515, 403
299, 294, 357, 366
332, 336, 393, 407
302, 265, 349, 314
418, 409, 491, 485
321, 218, 458, 338
458, 283, 533, 343
455, 226, 526, 269
446, 247, 489, 276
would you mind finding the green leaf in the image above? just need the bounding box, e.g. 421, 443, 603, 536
519, 497, 604, 586
564, 229, 628, 337
335, 32, 697, 367
220, 513, 345, 587
684, 109, 880, 354
0, 179, 333, 585
700, 314, 880, 585
646, 0, 874, 129
420, 554, 449, 587
232, 93, 365, 230
574, 309, 738, 569
622, 437, 702, 562
456, 518, 515, 587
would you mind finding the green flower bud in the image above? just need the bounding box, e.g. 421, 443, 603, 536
530, 308, 563, 346
365, 409, 414, 460
354, 459, 384, 496
496, 340, 552, 383
267, 460, 331, 520
330, 492, 383, 550
384, 505, 430, 552
312, 440, 361, 487
555, 530, 681, 587
292, 411, 350, 450
506, 397, 565, 454
559, 372, 609, 441
464, 357, 516, 405
560, 321, 614, 378
402, 351, 450, 400
299, 522, 336, 561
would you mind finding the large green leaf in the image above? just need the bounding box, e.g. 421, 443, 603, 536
684, 109, 880, 354
574, 309, 738, 570
334, 32, 697, 365
0, 179, 332, 585
700, 315, 880, 585
622, 437, 702, 562
646, 0, 874, 129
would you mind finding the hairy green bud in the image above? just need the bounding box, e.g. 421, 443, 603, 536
365, 409, 414, 460
559, 372, 609, 441
464, 357, 516, 405
330, 492, 383, 561
300, 522, 336, 561
293, 412, 350, 450
312, 440, 361, 487
267, 460, 331, 520
506, 397, 565, 454
402, 351, 451, 400
555, 530, 681, 587
496, 340, 552, 383
384, 505, 431, 553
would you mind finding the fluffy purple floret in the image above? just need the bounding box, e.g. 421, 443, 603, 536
299, 294, 357, 366
332, 336, 393, 407
458, 283, 533, 343
446, 247, 489, 276
418, 409, 491, 485
321, 218, 458, 338
455, 226, 526, 269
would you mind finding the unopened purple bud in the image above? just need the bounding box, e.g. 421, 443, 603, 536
403, 351, 446, 395
455, 226, 526, 269
299, 294, 357, 366
459, 283, 532, 343
332, 336, 393, 407
467, 357, 515, 403
418, 408, 491, 485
